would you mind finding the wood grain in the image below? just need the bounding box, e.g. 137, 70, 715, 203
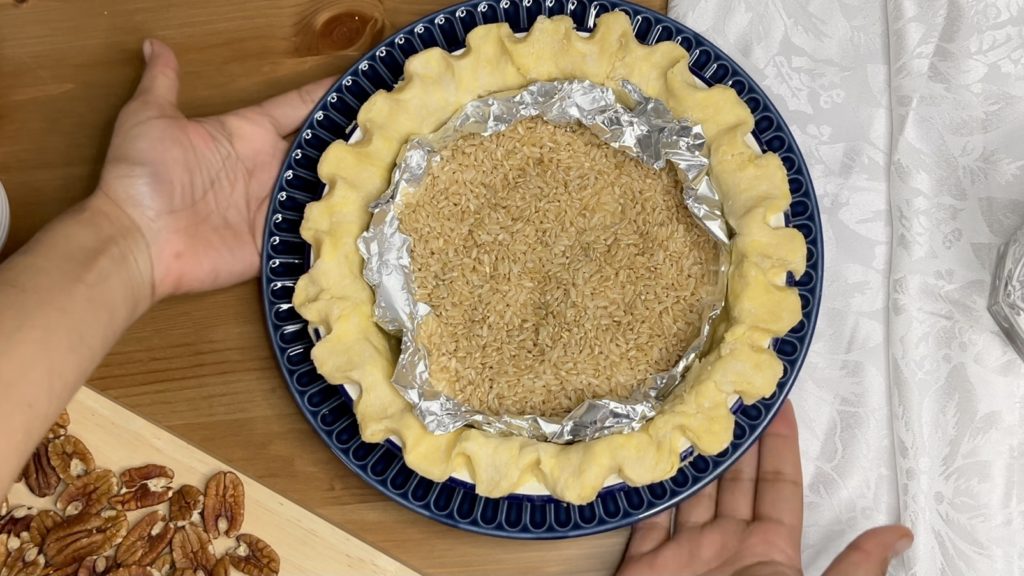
0, 1, 666, 574
8, 388, 420, 576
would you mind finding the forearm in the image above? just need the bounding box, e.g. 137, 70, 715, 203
0, 194, 152, 493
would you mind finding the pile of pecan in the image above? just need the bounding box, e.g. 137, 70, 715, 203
0, 410, 280, 576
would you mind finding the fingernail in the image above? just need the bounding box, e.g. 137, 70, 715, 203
143, 39, 153, 63
891, 537, 913, 558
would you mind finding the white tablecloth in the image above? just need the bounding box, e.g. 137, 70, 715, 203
666, 0, 1024, 573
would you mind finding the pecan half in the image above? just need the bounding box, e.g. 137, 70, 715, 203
119, 466, 173, 492
0, 507, 36, 539
0, 535, 11, 569
211, 558, 230, 576
27, 511, 62, 548
109, 465, 175, 512
48, 437, 95, 484
110, 484, 172, 513
115, 511, 173, 566
202, 473, 244, 539
107, 569, 159, 576
57, 470, 118, 516
227, 534, 279, 576
75, 556, 109, 576
0, 541, 44, 576
23, 443, 61, 498
168, 487, 202, 529
151, 554, 173, 576
47, 411, 71, 440
42, 509, 128, 568
170, 525, 215, 574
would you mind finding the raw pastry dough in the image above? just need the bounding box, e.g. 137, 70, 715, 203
294, 12, 806, 504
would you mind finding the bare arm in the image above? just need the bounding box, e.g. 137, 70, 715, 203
0, 196, 150, 491
0, 39, 333, 494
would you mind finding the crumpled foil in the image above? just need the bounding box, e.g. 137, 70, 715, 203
989, 223, 1024, 360
358, 79, 730, 443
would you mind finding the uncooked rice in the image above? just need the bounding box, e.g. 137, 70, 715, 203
398, 118, 718, 418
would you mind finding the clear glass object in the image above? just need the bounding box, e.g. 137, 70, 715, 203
989, 224, 1024, 359
0, 181, 9, 252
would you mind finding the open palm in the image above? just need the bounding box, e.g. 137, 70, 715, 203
97, 39, 335, 299
618, 403, 912, 576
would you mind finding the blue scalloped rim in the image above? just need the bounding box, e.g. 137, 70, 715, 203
261, 0, 823, 539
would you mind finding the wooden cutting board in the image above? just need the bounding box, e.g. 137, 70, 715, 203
6, 387, 419, 576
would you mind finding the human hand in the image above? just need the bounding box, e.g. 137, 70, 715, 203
617, 402, 912, 576
95, 39, 335, 301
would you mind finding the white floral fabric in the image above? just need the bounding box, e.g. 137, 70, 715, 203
667, 0, 1024, 573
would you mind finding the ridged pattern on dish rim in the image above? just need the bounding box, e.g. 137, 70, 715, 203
261, 0, 823, 539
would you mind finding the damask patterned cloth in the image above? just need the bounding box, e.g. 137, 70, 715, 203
667, 0, 1024, 573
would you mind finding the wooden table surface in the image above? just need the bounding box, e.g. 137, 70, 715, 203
0, 0, 666, 574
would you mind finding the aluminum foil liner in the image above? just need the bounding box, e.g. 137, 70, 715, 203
358, 79, 730, 443
990, 223, 1024, 360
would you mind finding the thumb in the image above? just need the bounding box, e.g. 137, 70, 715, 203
132, 39, 180, 110
823, 525, 914, 576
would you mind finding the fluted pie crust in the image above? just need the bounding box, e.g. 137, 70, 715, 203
293, 12, 806, 504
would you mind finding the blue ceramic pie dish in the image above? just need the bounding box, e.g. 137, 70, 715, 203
261, 0, 823, 539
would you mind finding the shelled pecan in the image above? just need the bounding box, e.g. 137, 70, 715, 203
170, 524, 215, 575
26, 511, 62, 548
0, 508, 36, 539
0, 535, 10, 570
47, 437, 95, 484
167, 487, 202, 529
150, 554, 173, 576
119, 466, 173, 492
202, 473, 244, 539
57, 470, 118, 516
47, 411, 71, 441
110, 484, 172, 513
109, 465, 174, 512
227, 534, 279, 576
22, 443, 60, 498
211, 557, 231, 576
42, 509, 127, 568
115, 511, 173, 566
0, 540, 44, 576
